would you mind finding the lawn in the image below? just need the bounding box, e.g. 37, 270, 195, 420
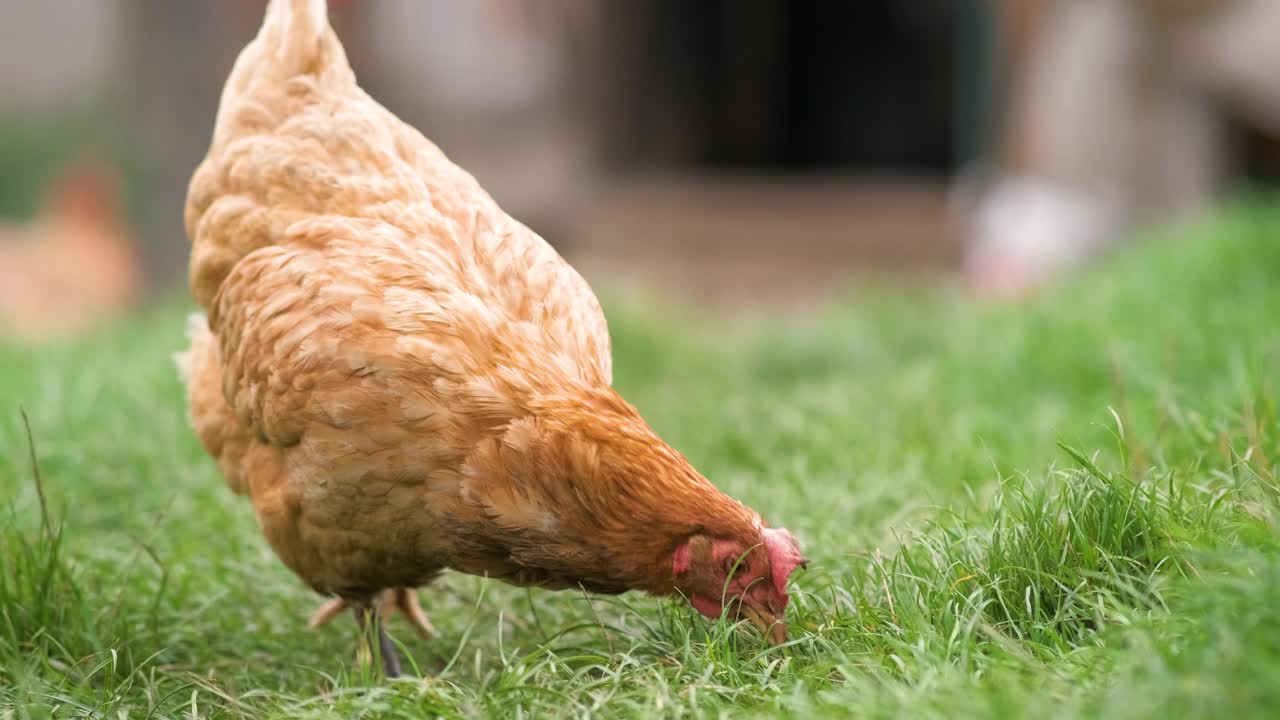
2, 205, 1279, 718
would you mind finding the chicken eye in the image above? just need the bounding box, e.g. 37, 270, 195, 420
722, 556, 738, 575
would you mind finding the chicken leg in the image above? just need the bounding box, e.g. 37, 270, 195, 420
307, 587, 437, 639
308, 588, 435, 678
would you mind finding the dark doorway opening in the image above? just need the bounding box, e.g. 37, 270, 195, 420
598, 1, 966, 174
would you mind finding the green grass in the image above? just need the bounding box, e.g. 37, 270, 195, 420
2, 203, 1280, 718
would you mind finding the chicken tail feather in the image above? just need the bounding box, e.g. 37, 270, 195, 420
263, 0, 330, 71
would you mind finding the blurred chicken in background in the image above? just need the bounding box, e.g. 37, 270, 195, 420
966, 0, 1280, 298
0, 159, 141, 339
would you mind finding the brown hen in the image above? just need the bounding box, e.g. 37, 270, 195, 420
178, 0, 805, 677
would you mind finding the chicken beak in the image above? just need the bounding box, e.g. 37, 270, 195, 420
741, 603, 788, 645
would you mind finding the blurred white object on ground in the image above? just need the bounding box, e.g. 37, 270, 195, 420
965, 0, 1280, 297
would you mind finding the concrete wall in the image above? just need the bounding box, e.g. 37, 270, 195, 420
0, 0, 124, 110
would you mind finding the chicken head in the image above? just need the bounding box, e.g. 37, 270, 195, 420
672, 526, 806, 644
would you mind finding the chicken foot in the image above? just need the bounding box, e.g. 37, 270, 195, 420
307, 587, 437, 639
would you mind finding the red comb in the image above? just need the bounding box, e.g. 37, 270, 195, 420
763, 527, 805, 594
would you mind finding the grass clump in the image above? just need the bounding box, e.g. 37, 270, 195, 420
978, 448, 1192, 650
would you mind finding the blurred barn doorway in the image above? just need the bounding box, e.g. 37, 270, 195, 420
571, 1, 991, 304
594, 1, 972, 174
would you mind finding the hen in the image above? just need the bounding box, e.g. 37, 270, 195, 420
179, 0, 805, 676
0, 159, 140, 339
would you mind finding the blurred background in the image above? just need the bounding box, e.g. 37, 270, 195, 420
2, 0, 1280, 339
